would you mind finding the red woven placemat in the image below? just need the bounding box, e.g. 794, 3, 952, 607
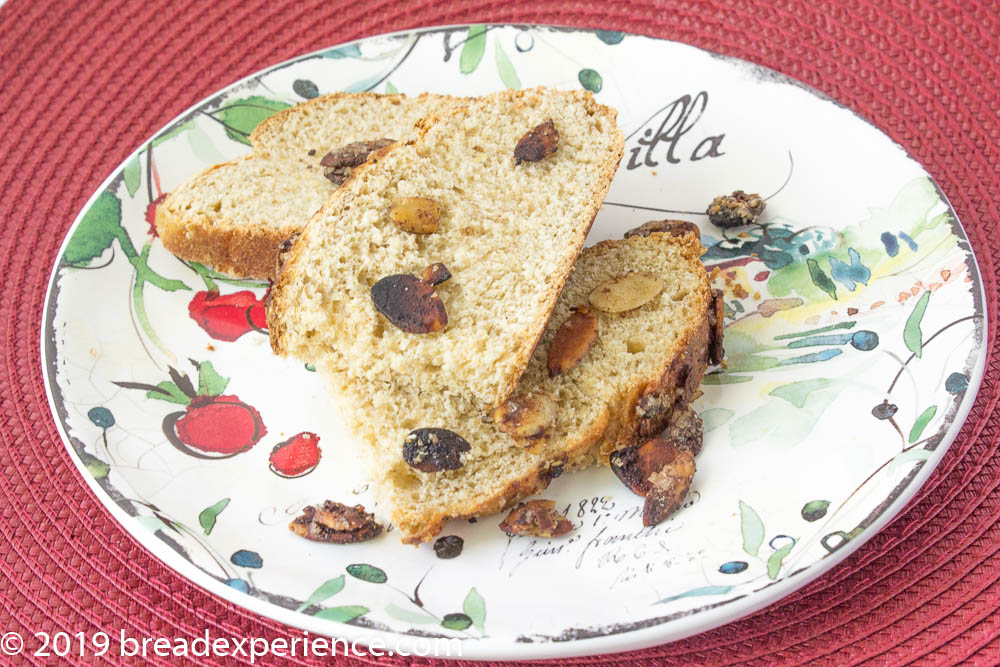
1, 1, 998, 664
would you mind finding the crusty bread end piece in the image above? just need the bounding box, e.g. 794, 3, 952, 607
155, 93, 460, 279
331, 231, 714, 543
267, 87, 625, 411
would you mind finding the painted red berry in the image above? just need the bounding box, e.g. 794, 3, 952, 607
188, 290, 267, 342
269, 432, 322, 478
146, 193, 168, 238
166, 395, 266, 458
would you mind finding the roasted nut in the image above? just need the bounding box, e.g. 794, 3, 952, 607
320, 138, 395, 185
514, 119, 559, 164
643, 449, 695, 526
493, 393, 557, 440
589, 272, 665, 313
388, 197, 441, 234
403, 427, 470, 472
547, 307, 598, 377
665, 403, 704, 456
708, 289, 725, 365
422, 262, 452, 286
610, 438, 689, 496
371, 274, 447, 334
289, 501, 383, 544
275, 232, 301, 275
433, 535, 464, 559
499, 499, 573, 538
706, 190, 765, 228
624, 219, 700, 239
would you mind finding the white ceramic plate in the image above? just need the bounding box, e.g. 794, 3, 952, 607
42, 25, 987, 660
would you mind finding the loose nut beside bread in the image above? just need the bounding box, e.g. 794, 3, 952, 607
499, 499, 573, 538
609, 439, 696, 527
289, 501, 383, 543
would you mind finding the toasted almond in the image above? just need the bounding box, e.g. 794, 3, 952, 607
547, 307, 598, 377
289, 501, 383, 543
514, 119, 559, 164
371, 274, 447, 334
610, 438, 687, 497
493, 393, 557, 440
643, 449, 695, 526
499, 499, 573, 538
624, 219, 700, 239
588, 272, 664, 313
388, 197, 440, 234
422, 262, 452, 286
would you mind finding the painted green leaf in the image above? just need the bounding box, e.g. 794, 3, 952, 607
441, 613, 473, 630
892, 448, 933, 467
595, 30, 625, 45
215, 96, 291, 146
656, 585, 733, 604
64, 191, 122, 266
578, 68, 603, 93
323, 44, 362, 59
196, 360, 229, 397
806, 258, 837, 300
147, 381, 190, 405
86, 458, 110, 479
187, 123, 227, 165
904, 291, 930, 358
198, 498, 230, 535
346, 563, 387, 584
304, 363, 316, 372
769, 378, 833, 408
739, 501, 765, 557
909, 405, 938, 443
384, 602, 437, 625
701, 374, 753, 385
700, 408, 735, 434
462, 587, 486, 632
460, 25, 487, 74
767, 539, 796, 579
494, 41, 520, 89
123, 155, 141, 198
296, 575, 345, 613
385, 81, 399, 94
801, 500, 830, 522
313, 605, 368, 623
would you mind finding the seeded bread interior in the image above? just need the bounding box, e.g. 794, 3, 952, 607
327, 231, 715, 543
155, 92, 461, 278
266, 87, 625, 412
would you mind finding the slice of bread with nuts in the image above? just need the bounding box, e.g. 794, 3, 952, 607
267, 87, 625, 412
155, 92, 461, 279
330, 230, 718, 543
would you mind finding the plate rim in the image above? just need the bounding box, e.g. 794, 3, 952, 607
39, 22, 990, 660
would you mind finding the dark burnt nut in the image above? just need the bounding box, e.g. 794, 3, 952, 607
433, 535, 464, 559
609, 438, 687, 496
642, 449, 695, 526
289, 501, 383, 544
706, 190, 766, 228
664, 403, 704, 456
403, 428, 470, 472
514, 119, 559, 165
371, 274, 448, 334
422, 262, 452, 286
499, 499, 573, 538
275, 232, 301, 275
624, 219, 700, 239
320, 138, 396, 185
707, 289, 725, 365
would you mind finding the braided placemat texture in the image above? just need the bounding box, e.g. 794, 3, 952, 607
1, 0, 998, 664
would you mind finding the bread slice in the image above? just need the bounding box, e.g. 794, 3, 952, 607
155, 93, 460, 278
267, 88, 625, 412
330, 231, 715, 543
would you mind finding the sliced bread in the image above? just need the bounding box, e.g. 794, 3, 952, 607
329, 230, 717, 543
155, 92, 460, 278
267, 87, 625, 412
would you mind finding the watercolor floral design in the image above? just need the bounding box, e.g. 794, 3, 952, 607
43, 25, 984, 651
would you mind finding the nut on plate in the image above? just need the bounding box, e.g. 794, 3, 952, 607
624, 219, 700, 239
289, 500, 383, 543
609, 438, 696, 526
403, 427, 470, 472
493, 393, 557, 441
371, 274, 447, 334
706, 190, 765, 228
320, 138, 395, 185
514, 119, 559, 164
588, 272, 665, 313
499, 499, 574, 538
388, 196, 441, 234
422, 262, 452, 286
547, 307, 598, 377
